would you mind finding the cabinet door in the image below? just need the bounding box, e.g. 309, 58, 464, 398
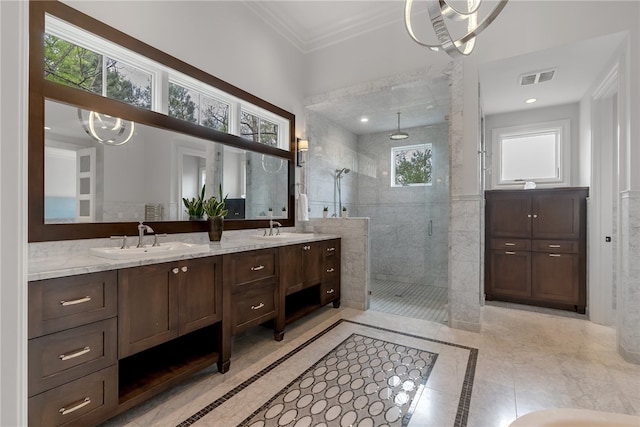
487, 192, 532, 238
118, 263, 179, 358
178, 257, 222, 335
532, 192, 583, 239
488, 250, 531, 298
532, 252, 579, 304
302, 242, 323, 287
280, 243, 323, 295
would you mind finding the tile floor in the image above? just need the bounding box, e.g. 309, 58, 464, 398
102, 305, 640, 427
370, 280, 448, 324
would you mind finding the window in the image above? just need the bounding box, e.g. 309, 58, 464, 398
391, 144, 432, 187
168, 81, 230, 132
241, 111, 280, 147
492, 120, 570, 188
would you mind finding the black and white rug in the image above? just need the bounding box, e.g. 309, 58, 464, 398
177, 320, 477, 427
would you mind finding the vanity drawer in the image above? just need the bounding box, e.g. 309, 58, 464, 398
323, 256, 339, 281
232, 249, 277, 291
29, 271, 117, 339
233, 284, 277, 334
324, 241, 339, 257
321, 280, 340, 305
28, 365, 117, 427
491, 238, 530, 251
28, 318, 117, 397
532, 240, 578, 253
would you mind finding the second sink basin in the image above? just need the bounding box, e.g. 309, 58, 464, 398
90, 242, 210, 260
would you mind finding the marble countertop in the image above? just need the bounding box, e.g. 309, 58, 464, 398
28, 233, 339, 281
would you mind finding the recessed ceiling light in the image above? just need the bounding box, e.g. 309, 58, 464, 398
360, 117, 369, 123
525, 98, 537, 104
425, 105, 435, 110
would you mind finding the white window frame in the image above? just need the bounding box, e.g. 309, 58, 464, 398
491, 119, 571, 188
390, 143, 433, 188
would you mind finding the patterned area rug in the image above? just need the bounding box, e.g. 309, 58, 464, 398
240, 334, 437, 427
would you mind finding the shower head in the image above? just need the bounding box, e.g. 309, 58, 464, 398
335, 168, 351, 178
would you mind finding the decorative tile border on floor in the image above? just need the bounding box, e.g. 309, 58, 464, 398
176, 320, 478, 427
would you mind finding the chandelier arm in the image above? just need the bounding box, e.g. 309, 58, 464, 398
440, 0, 482, 21
427, 0, 508, 57
404, 0, 442, 51
405, 0, 509, 57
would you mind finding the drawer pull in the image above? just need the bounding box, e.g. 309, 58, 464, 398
326, 289, 335, 294
504, 242, 516, 246
172, 268, 180, 274
251, 265, 265, 271
533, 214, 538, 218
527, 214, 532, 218
60, 296, 91, 307
549, 254, 562, 257
327, 247, 335, 252
59, 346, 91, 361
59, 397, 91, 415
505, 251, 516, 255
549, 244, 561, 248
251, 302, 265, 310
181, 266, 188, 273
326, 268, 335, 273
303, 245, 311, 251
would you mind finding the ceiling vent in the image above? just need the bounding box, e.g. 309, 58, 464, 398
519, 69, 556, 86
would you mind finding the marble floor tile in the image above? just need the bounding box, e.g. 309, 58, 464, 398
102, 305, 640, 427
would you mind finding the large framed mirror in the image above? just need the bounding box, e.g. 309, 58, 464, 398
29, 1, 295, 242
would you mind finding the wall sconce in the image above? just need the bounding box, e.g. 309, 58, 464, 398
296, 138, 309, 167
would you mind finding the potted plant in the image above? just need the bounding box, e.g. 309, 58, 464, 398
267, 207, 273, 218
281, 206, 287, 216
323, 206, 329, 218
203, 184, 228, 242
341, 206, 348, 218
182, 184, 206, 220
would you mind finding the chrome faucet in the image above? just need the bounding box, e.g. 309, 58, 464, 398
137, 221, 154, 247
269, 219, 281, 236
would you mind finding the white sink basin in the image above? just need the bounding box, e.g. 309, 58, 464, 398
90, 242, 210, 260
251, 232, 313, 240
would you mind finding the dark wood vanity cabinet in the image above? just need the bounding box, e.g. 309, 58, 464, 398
28, 271, 118, 427
276, 239, 341, 339
118, 257, 222, 358
485, 188, 587, 312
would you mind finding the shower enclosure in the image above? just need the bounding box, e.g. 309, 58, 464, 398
357, 123, 450, 323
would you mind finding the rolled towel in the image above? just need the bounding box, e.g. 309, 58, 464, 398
297, 193, 309, 221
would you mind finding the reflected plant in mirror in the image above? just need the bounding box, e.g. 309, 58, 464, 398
182, 185, 206, 220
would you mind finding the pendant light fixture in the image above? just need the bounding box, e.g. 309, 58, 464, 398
390, 112, 409, 140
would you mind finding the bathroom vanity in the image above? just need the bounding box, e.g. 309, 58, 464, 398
27, 235, 340, 427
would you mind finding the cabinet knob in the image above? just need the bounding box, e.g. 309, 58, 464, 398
527, 214, 532, 218
326, 268, 335, 273
251, 265, 265, 271
251, 302, 265, 310
172, 268, 180, 274
327, 247, 335, 252
326, 288, 335, 294
59, 346, 91, 361
303, 245, 310, 251
181, 266, 188, 273
533, 214, 538, 218
59, 397, 91, 415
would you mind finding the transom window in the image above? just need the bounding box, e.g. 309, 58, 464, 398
391, 143, 432, 187
43, 14, 288, 150
492, 120, 570, 188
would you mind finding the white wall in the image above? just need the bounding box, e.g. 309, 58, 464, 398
484, 103, 581, 190
0, 1, 28, 425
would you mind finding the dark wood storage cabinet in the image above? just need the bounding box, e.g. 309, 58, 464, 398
485, 188, 588, 312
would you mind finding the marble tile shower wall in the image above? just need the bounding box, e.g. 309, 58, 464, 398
356, 123, 449, 288
304, 110, 359, 218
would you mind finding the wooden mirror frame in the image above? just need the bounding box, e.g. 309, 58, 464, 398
28, 1, 296, 242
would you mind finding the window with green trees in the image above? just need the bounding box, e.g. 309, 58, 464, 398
391, 143, 432, 187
